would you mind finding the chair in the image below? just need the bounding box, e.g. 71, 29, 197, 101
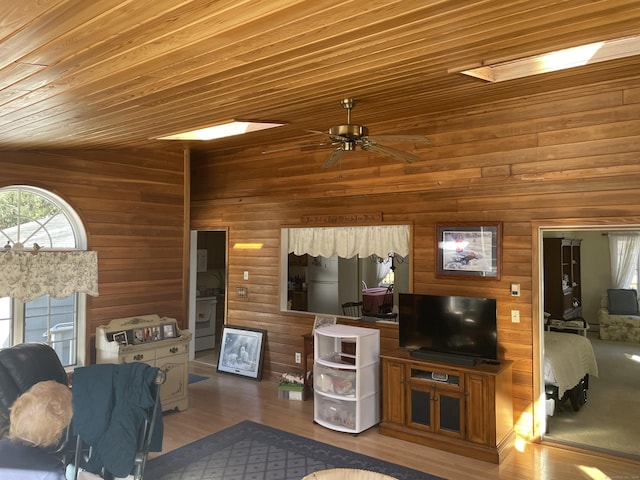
0, 343, 70, 439
379, 285, 394, 314
598, 289, 640, 342
0, 343, 76, 471
342, 301, 362, 317
70, 363, 165, 480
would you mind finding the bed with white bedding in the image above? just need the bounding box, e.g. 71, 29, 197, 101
544, 331, 599, 412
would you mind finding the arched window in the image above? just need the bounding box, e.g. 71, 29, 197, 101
0, 186, 88, 366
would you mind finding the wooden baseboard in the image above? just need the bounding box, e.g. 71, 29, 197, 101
379, 422, 514, 464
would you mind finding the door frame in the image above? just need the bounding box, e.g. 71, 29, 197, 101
533, 218, 640, 441
188, 228, 228, 360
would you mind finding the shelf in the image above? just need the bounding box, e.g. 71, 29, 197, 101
410, 369, 460, 386
543, 237, 582, 321
317, 353, 356, 367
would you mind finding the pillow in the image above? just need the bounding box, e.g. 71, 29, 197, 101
607, 289, 639, 315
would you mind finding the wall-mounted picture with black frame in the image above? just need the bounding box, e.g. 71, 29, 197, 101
217, 325, 267, 380
436, 222, 501, 280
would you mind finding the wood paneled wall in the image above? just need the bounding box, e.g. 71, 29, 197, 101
0, 149, 187, 360
191, 75, 640, 439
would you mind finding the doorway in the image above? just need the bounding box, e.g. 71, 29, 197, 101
188, 230, 227, 366
537, 223, 640, 459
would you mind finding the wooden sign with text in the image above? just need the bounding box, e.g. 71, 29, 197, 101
300, 213, 383, 225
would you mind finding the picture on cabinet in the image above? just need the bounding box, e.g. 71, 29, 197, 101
217, 326, 266, 380
313, 314, 337, 333
163, 322, 177, 338
133, 328, 145, 344
150, 325, 162, 341
113, 331, 128, 345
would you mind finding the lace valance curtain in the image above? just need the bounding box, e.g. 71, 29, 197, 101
288, 225, 410, 258
0, 250, 99, 302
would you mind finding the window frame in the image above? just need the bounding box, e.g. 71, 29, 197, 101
0, 185, 88, 367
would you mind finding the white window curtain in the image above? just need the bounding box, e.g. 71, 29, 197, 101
288, 225, 410, 258
0, 250, 99, 302
608, 233, 640, 289
376, 258, 392, 286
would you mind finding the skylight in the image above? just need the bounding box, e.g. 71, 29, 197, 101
156, 121, 285, 141
454, 35, 640, 83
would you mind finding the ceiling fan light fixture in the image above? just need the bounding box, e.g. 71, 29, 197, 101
329, 124, 368, 141
342, 141, 356, 152
156, 120, 285, 141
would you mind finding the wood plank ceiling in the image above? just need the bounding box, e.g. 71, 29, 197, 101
1, 0, 639, 152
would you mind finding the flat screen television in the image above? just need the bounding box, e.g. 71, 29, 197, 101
399, 293, 499, 365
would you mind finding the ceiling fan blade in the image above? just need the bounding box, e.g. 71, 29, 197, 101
262, 142, 334, 154
323, 147, 345, 168
305, 129, 331, 137
361, 143, 421, 163
307, 129, 352, 144
366, 134, 429, 144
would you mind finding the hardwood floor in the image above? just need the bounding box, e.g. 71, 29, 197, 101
156, 362, 640, 480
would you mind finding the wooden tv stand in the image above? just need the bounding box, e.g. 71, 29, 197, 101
380, 350, 514, 464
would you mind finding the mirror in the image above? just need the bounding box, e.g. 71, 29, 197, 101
280, 226, 411, 318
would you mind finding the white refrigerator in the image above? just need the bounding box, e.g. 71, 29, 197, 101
307, 255, 340, 315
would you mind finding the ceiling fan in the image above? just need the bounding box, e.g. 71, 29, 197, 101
263, 98, 429, 168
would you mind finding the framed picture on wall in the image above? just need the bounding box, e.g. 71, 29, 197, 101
217, 326, 267, 380
435, 223, 502, 280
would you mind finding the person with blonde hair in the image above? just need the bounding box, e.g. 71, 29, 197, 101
0, 380, 73, 479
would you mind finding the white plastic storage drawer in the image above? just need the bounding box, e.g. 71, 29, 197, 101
314, 364, 357, 397
314, 393, 380, 434
315, 396, 357, 431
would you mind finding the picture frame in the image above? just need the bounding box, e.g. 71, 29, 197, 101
112, 331, 128, 345
150, 325, 162, 341
217, 326, 267, 380
162, 322, 176, 338
435, 222, 502, 280
132, 328, 145, 344
313, 314, 337, 332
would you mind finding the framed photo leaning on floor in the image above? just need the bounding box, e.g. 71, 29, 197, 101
217, 325, 267, 380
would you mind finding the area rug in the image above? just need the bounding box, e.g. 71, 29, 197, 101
145, 420, 444, 480
188, 373, 209, 384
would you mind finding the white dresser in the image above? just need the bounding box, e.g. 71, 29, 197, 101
96, 314, 191, 412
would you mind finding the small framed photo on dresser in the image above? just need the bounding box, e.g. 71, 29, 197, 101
133, 328, 145, 344
162, 323, 177, 339
151, 325, 162, 341
112, 331, 128, 345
